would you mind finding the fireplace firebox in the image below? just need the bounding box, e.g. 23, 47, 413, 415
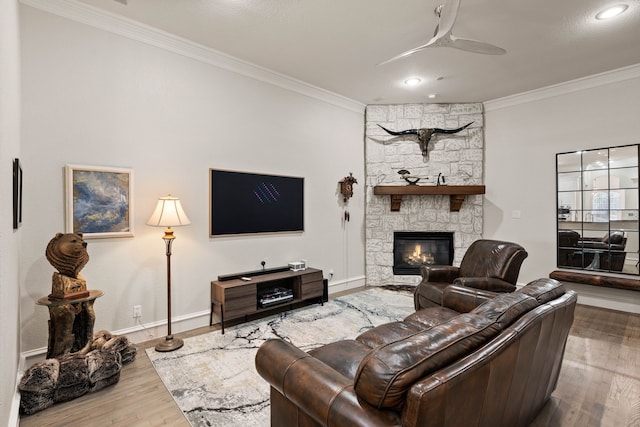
393, 231, 454, 275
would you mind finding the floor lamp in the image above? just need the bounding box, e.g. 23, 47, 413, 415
146, 195, 191, 352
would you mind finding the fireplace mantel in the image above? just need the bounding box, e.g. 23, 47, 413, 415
373, 185, 486, 212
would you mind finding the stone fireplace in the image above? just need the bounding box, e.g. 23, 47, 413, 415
365, 103, 484, 286
393, 231, 454, 275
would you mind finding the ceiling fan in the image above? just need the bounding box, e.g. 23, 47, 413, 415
378, 0, 506, 65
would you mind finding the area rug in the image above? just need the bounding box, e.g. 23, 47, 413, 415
147, 286, 414, 427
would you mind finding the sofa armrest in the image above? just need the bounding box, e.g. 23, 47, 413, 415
581, 241, 626, 251
441, 285, 498, 312
578, 237, 602, 243
255, 339, 401, 427
420, 265, 460, 282
453, 277, 516, 292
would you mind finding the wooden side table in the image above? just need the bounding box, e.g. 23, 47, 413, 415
36, 290, 103, 359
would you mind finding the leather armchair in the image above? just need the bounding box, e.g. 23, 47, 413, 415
414, 239, 528, 309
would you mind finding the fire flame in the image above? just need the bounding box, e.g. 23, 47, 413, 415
406, 244, 435, 265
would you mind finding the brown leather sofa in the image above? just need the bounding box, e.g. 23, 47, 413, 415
256, 278, 576, 427
414, 239, 528, 309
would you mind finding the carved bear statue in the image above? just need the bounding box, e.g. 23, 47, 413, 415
45, 232, 90, 300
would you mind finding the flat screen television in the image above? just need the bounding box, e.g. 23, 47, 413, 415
210, 169, 304, 236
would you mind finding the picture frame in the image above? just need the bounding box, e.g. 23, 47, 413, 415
13, 158, 22, 229
65, 165, 134, 238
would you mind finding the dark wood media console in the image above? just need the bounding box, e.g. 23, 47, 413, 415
210, 267, 325, 334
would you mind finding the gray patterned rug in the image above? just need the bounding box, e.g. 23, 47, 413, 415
147, 286, 414, 426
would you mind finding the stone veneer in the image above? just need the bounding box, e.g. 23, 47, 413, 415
365, 103, 485, 286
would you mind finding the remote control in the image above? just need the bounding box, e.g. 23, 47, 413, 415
240, 276, 251, 281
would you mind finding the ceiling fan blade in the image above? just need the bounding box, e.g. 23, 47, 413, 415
377, 0, 504, 65
377, 39, 438, 66
449, 36, 506, 55
434, 0, 460, 40
378, 0, 459, 66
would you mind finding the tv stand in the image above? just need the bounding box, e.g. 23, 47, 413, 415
210, 267, 324, 334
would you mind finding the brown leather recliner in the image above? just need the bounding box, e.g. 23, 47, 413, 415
414, 239, 528, 310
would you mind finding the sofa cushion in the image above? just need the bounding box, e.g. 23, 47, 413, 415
309, 340, 371, 380
354, 313, 499, 410
356, 307, 458, 348
403, 307, 459, 329
470, 292, 538, 329
606, 231, 624, 244
517, 278, 565, 304
356, 321, 425, 348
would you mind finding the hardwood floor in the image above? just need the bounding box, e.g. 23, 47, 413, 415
530, 304, 640, 427
19, 301, 640, 427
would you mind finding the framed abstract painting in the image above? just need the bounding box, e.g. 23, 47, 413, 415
65, 165, 134, 238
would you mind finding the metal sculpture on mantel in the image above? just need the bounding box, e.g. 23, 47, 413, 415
378, 122, 473, 159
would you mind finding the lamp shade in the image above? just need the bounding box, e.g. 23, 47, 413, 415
146, 195, 191, 227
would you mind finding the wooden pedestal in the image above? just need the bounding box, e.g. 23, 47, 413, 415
37, 290, 104, 358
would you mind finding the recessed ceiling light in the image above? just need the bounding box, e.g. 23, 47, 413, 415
404, 77, 422, 86
428, 93, 437, 99
595, 4, 628, 19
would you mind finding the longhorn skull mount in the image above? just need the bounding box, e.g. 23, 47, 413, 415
378, 122, 473, 158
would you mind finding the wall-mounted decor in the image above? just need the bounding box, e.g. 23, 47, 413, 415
556, 144, 639, 276
13, 158, 22, 229
377, 122, 473, 160
65, 165, 134, 238
339, 172, 357, 202
339, 172, 357, 222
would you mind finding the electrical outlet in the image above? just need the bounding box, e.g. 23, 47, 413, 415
133, 305, 142, 318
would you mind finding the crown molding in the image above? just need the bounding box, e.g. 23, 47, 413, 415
20, 0, 365, 114
484, 63, 640, 112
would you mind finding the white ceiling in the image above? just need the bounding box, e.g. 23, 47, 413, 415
76, 0, 640, 105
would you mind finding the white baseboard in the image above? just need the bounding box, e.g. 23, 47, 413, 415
21, 274, 368, 366
327, 275, 366, 294
517, 279, 640, 314
22, 308, 210, 368
10, 362, 23, 427
562, 282, 640, 314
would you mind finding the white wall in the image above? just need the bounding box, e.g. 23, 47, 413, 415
484, 66, 640, 313
0, 1, 22, 424
19, 5, 366, 354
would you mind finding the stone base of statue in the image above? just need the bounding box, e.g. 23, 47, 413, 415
48, 272, 89, 300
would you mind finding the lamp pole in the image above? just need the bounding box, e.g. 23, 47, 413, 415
147, 195, 189, 352
156, 227, 183, 352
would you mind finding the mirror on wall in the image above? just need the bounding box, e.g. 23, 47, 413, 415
557, 144, 639, 275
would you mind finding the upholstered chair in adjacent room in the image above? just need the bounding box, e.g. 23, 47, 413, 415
557, 230, 580, 267
414, 239, 528, 310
